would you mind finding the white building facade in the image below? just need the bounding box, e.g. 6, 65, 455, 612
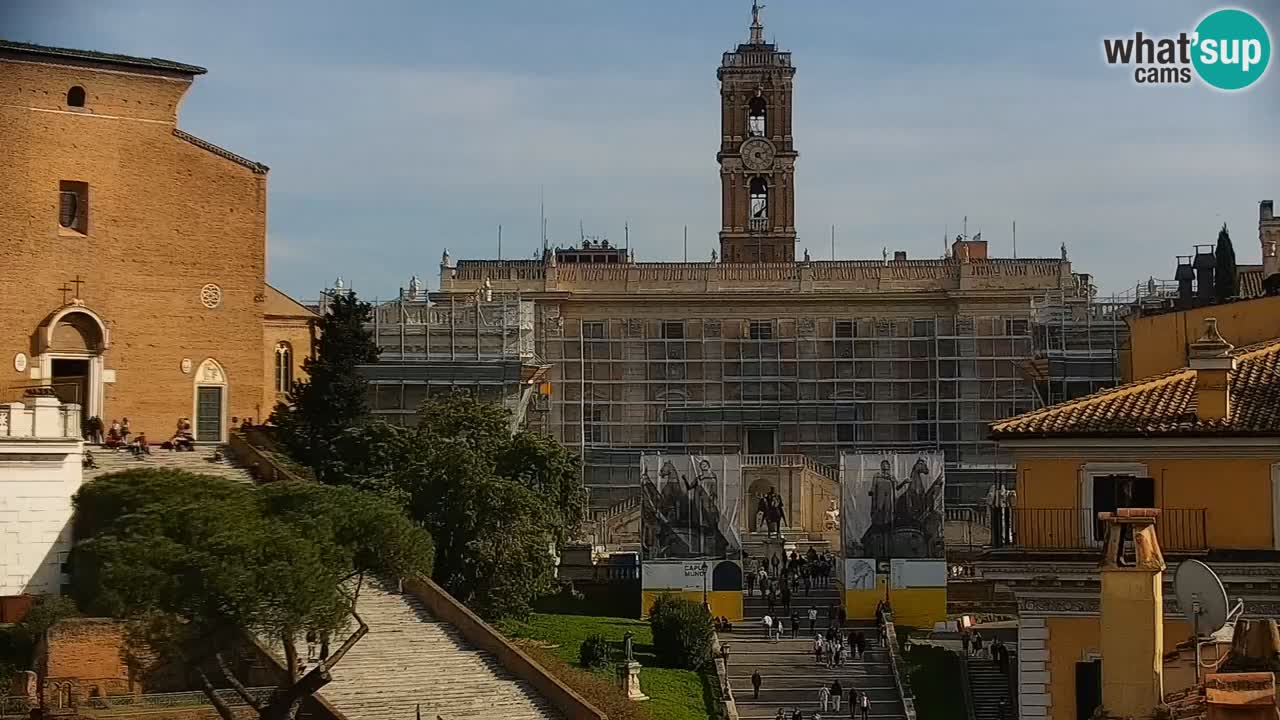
0, 388, 83, 596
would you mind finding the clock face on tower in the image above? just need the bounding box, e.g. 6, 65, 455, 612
740, 137, 776, 171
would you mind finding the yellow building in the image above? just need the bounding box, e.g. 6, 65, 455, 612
979, 318, 1280, 720
1123, 294, 1280, 382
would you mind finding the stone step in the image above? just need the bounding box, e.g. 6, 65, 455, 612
287, 580, 561, 720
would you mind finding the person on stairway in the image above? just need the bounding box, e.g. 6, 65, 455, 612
818, 684, 831, 712
751, 669, 762, 699
746, 568, 756, 596
830, 679, 843, 712
790, 610, 800, 639
808, 606, 818, 635
849, 688, 860, 719
858, 689, 871, 720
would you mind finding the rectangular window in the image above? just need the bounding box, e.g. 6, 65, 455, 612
59, 180, 89, 234
661, 321, 685, 339
749, 320, 774, 340
586, 405, 607, 444
1091, 475, 1155, 540
913, 407, 937, 442
837, 424, 856, 443
835, 320, 856, 338
1005, 318, 1029, 336
663, 424, 686, 446
913, 319, 936, 337
582, 321, 606, 339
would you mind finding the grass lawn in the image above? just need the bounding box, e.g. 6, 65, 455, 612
498, 613, 719, 720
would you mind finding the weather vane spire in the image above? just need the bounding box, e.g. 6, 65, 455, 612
750, 0, 765, 44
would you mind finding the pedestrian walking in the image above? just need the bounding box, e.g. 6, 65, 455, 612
791, 709, 802, 720
859, 690, 871, 720
752, 669, 762, 699
818, 685, 831, 712
973, 630, 985, 658
808, 606, 818, 635
791, 611, 800, 639
781, 583, 792, 612
879, 623, 888, 648
837, 606, 847, 627
746, 569, 756, 596
814, 635, 824, 664
834, 642, 844, 667
774, 616, 784, 642
830, 680, 844, 712
961, 629, 971, 656
849, 689, 859, 719
767, 587, 776, 615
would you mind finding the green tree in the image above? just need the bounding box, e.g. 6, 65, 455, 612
1215, 223, 1238, 301
70, 470, 432, 720
271, 291, 379, 482
405, 393, 584, 619
647, 594, 714, 670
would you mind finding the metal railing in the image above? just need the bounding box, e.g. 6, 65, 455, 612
748, 218, 769, 232
993, 507, 1208, 551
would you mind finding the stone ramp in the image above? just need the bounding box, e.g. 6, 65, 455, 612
727, 586, 908, 720
315, 581, 562, 720
84, 444, 256, 484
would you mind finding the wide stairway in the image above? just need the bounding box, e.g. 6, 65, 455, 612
84, 444, 256, 483
315, 581, 561, 720
967, 655, 1014, 720
726, 584, 907, 720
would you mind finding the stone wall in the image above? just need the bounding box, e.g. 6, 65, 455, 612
0, 51, 267, 440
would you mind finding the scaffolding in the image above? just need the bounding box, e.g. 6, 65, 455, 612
351, 286, 546, 428
1024, 278, 1179, 406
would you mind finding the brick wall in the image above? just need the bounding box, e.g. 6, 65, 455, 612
0, 53, 267, 440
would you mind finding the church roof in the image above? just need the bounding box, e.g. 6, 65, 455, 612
0, 39, 207, 76
264, 285, 318, 319
174, 129, 268, 174
991, 337, 1280, 439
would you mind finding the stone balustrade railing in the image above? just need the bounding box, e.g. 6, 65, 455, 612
0, 397, 81, 440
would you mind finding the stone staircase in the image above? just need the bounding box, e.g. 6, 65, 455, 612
726, 585, 907, 720
966, 655, 1014, 720
83, 444, 256, 484
313, 581, 562, 720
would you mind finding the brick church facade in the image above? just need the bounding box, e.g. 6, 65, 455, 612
0, 41, 313, 442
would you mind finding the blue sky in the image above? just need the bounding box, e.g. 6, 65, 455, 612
7, 0, 1279, 301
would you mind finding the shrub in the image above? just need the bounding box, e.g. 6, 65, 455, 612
579, 633, 612, 669
647, 594, 714, 670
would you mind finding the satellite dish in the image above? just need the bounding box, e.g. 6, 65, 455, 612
1174, 559, 1229, 636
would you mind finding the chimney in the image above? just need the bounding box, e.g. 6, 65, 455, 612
1098, 508, 1166, 719
1193, 246, 1217, 303
1175, 255, 1195, 306
893, 250, 907, 262
1189, 318, 1236, 422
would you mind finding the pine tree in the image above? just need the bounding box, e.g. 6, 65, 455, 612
1214, 223, 1238, 302
271, 291, 380, 481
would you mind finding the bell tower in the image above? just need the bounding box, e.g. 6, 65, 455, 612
717, 1, 798, 263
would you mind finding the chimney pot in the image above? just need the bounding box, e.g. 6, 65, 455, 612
1189, 318, 1236, 422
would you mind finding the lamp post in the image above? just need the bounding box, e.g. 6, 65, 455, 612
702, 560, 710, 610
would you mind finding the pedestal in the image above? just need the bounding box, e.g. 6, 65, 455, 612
618, 661, 648, 701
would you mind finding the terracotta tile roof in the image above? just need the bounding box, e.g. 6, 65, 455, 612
991, 339, 1280, 438
1238, 267, 1265, 298
0, 39, 207, 75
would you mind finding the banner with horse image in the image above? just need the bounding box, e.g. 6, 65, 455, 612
639, 454, 742, 561
840, 452, 945, 561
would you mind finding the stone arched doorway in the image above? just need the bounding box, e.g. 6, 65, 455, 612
746, 477, 774, 533
192, 358, 228, 443
35, 304, 110, 423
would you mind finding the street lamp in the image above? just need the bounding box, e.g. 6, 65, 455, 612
702, 560, 709, 610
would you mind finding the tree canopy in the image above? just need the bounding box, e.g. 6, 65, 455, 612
1215, 223, 1238, 302
312, 393, 585, 619
70, 470, 432, 720
271, 291, 379, 482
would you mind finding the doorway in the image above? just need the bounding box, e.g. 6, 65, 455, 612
1075, 659, 1102, 720
745, 427, 777, 455
50, 358, 90, 422
195, 386, 224, 442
